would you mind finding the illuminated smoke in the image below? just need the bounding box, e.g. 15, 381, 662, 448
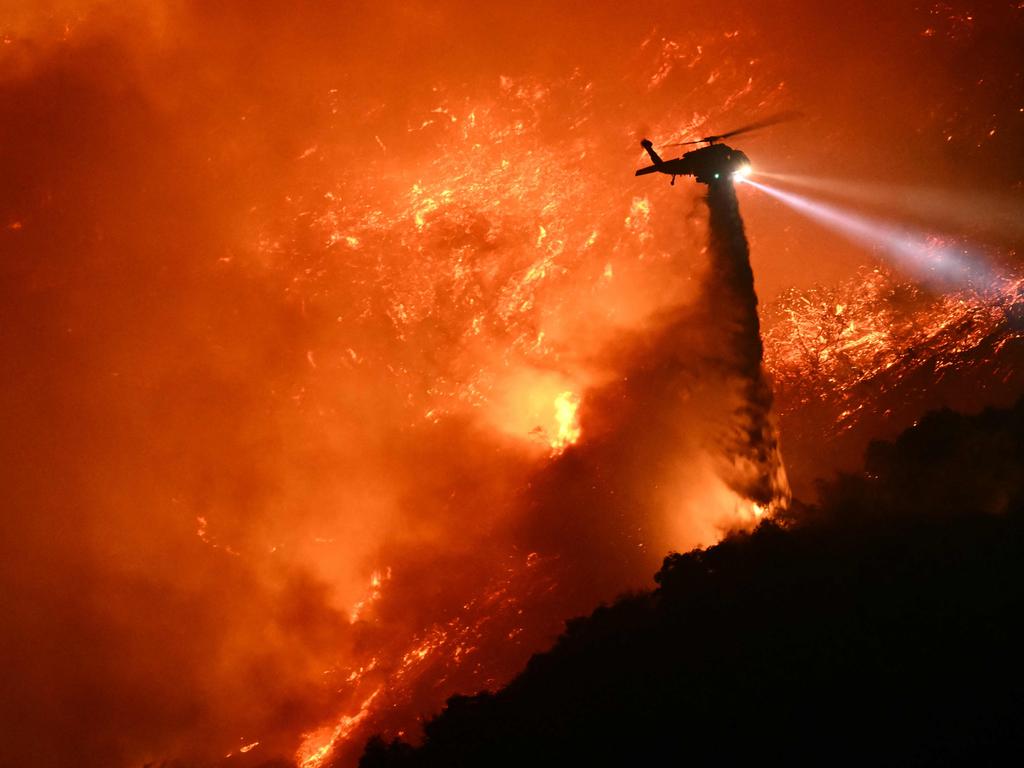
756, 171, 1024, 240
740, 178, 994, 286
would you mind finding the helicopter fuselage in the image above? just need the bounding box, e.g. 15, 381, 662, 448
635, 140, 751, 185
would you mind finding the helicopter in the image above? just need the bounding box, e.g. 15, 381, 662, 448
634, 113, 796, 185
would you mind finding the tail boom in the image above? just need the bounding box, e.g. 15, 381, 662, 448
640, 138, 663, 165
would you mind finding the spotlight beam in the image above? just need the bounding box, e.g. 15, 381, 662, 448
739, 177, 991, 286
755, 172, 1024, 240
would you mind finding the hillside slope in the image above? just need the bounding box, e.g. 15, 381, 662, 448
359, 398, 1024, 767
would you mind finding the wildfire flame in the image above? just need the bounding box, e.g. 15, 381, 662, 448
764, 267, 1024, 422
350, 568, 392, 623
551, 390, 582, 453
297, 689, 382, 768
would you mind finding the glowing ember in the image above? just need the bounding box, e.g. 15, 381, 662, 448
224, 740, 259, 759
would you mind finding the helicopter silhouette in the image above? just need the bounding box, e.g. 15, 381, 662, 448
635, 113, 796, 185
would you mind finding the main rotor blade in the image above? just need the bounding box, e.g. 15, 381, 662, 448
664, 110, 802, 147
666, 138, 713, 147
715, 110, 802, 141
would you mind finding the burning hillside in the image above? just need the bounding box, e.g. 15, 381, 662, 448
358, 395, 1024, 767
765, 267, 1024, 497
2, 3, 1022, 768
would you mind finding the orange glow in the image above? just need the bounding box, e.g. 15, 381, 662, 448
4, 4, 1021, 768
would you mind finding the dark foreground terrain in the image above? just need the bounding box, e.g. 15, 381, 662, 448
360, 398, 1024, 767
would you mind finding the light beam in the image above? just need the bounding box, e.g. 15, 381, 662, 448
739, 177, 993, 287
755, 172, 1024, 240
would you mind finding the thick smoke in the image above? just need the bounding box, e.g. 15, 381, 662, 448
3, 3, 1021, 767
0, 12, 782, 766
